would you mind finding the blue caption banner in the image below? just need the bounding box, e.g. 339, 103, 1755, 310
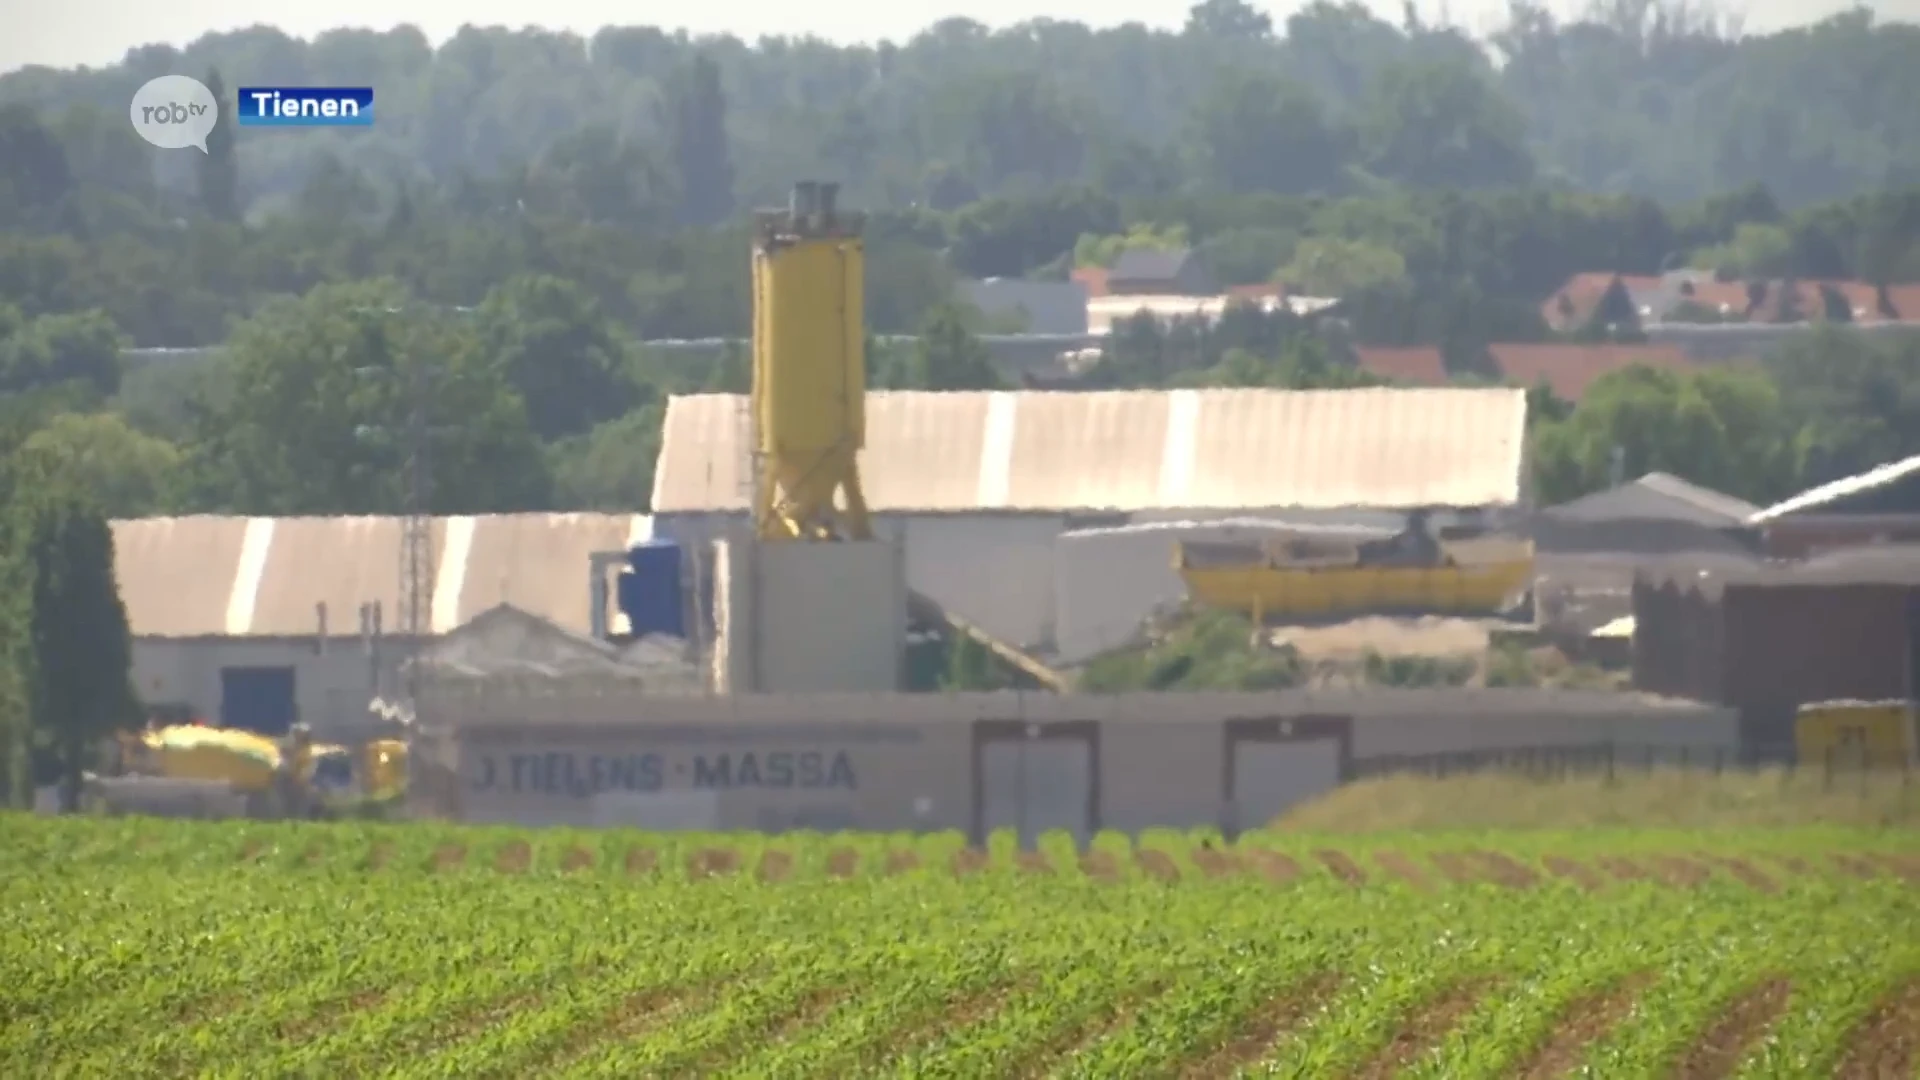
236, 87, 374, 127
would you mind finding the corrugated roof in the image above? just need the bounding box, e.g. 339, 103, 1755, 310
1752, 454, 1920, 523
112, 512, 651, 639
653, 387, 1528, 514
111, 517, 249, 637
1634, 473, 1760, 523
1544, 472, 1758, 527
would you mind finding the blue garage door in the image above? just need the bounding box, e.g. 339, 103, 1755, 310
220, 666, 297, 736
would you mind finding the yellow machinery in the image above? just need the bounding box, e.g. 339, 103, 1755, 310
1177, 513, 1536, 622
111, 724, 408, 813
1796, 700, 1915, 768
120, 724, 288, 792
310, 739, 407, 799
751, 181, 873, 542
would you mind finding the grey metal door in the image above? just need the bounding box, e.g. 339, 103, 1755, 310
1231, 738, 1342, 830
981, 738, 1093, 848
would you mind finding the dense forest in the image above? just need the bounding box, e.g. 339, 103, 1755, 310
1, 1, 1919, 525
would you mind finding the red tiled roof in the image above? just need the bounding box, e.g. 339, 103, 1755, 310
1487, 343, 1693, 403
1353, 346, 1446, 385
1071, 266, 1109, 299
1540, 273, 1662, 332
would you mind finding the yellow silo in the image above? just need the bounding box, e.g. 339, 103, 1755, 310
750, 181, 873, 542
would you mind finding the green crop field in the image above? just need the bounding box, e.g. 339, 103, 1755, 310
4, 816, 1919, 1079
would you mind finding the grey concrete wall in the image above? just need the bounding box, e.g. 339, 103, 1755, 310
134, 637, 397, 738
660, 511, 1065, 651
453, 720, 968, 831
886, 514, 1064, 650
1350, 707, 1740, 759
713, 539, 907, 692
427, 688, 1742, 832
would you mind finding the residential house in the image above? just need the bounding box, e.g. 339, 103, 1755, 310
959, 278, 1090, 335
1105, 248, 1217, 296
1540, 272, 1662, 335
1544, 270, 1920, 333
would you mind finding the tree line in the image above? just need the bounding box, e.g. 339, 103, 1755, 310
0, 4, 1918, 527
0, 447, 139, 809
4, 1, 1917, 216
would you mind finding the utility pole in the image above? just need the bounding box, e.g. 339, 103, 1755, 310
353, 305, 448, 716
398, 359, 433, 707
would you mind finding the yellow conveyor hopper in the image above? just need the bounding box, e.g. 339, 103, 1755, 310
1177, 534, 1535, 621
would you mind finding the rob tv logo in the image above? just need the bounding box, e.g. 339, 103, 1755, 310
237, 86, 375, 127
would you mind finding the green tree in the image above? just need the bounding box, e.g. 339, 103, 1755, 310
0, 493, 31, 808
1768, 326, 1920, 487
198, 67, 240, 221
1188, 72, 1352, 195
178, 279, 553, 514
473, 273, 635, 440
1529, 364, 1796, 505
1691, 222, 1793, 278
667, 53, 735, 227
1184, 0, 1273, 39
12, 473, 138, 810
1276, 235, 1407, 295
904, 304, 1003, 391
1362, 60, 1535, 190
0, 307, 126, 398
548, 403, 666, 511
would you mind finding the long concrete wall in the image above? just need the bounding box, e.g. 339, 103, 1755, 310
427, 689, 1742, 836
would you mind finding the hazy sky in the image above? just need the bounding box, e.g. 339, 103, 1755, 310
7, 0, 1916, 74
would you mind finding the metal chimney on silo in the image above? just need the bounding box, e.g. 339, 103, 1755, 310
790, 182, 818, 227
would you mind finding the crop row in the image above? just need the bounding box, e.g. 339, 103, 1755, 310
10, 815, 1920, 891
5, 817, 1920, 1076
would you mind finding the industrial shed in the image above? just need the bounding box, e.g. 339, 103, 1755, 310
422, 688, 1738, 838
112, 512, 654, 738
651, 387, 1533, 654
1531, 473, 1763, 632
1632, 555, 1920, 748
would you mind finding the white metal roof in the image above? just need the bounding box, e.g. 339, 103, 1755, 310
112, 513, 652, 638
652, 387, 1529, 515
1750, 454, 1920, 524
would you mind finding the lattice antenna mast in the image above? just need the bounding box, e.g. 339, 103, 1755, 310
398, 359, 434, 706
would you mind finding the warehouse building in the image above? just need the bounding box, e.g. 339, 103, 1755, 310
650, 387, 1533, 658
112, 512, 657, 738
416, 687, 1739, 838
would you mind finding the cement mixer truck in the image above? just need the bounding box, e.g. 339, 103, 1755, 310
91, 723, 406, 819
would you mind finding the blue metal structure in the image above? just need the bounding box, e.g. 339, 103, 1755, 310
617, 540, 685, 638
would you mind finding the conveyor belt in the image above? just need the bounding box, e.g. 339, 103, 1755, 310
906, 591, 1067, 692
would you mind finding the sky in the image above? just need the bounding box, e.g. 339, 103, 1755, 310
6, 0, 1917, 74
